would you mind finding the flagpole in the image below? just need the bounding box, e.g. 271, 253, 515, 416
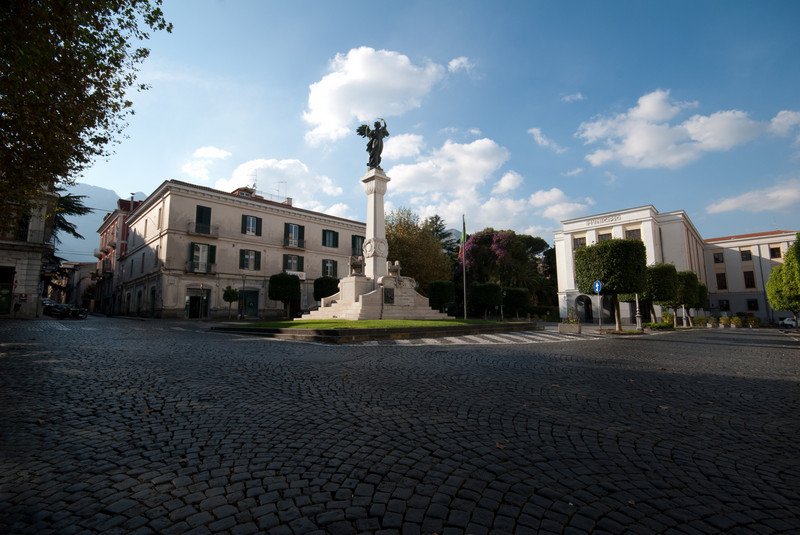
461, 214, 467, 320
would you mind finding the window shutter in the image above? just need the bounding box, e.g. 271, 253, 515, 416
284, 223, 290, 240
283, 254, 289, 271
298, 256, 304, 272
255, 217, 262, 237
239, 249, 246, 269
241, 215, 247, 234
188, 242, 195, 261
333, 260, 338, 278
298, 225, 305, 245
208, 245, 216, 265
333, 232, 339, 248
255, 251, 261, 270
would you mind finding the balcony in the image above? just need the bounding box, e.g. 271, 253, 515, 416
93, 249, 103, 259
283, 237, 306, 249
187, 221, 219, 237
185, 261, 217, 274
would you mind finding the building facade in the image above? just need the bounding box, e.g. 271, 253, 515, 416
704, 231, 796, 324
0, 193, 57, 318
94, 198, 142, 315
114, 180, 366, 319
554, 205, 796, 324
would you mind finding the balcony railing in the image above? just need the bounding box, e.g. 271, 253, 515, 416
187, 221, 219, 237
185, 261, 216, 274
283, 237, 305, 249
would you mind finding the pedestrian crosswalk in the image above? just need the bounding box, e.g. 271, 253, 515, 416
358, 330, 603, 346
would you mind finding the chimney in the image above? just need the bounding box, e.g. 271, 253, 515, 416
284, 197, 292, 207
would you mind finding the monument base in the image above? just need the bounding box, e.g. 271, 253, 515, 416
299, 273, 453, 321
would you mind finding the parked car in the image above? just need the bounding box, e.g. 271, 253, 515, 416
44, 303, 71, 319
778, 317, 797, 328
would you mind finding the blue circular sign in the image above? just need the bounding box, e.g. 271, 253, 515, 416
594, 280, 602, 293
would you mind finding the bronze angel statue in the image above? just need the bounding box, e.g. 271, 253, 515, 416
356, 119, 389, 170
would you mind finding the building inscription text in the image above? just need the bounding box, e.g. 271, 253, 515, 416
586, 215, 622, 227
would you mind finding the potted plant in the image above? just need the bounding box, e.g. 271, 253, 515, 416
559, 307, 582, 334
707, 317, 718, 328
720, 316, 731, 328
731, 316, 743, 328
747, 317, 760, 328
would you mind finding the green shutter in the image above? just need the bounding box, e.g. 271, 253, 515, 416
208, 245, 216, 265
298, 225, 305, 244
256, 217, 262, 237
241, 215, 247, 234
298, 256, 304, 272
239, 249, 246, 269
284, 223, 289, 241
188, 242, 195, 261
333, 260, 338, 278
333, 231, 339, 248
255, 251, 261, 270
283, 254, 289, 271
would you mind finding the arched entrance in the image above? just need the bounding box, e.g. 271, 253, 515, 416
575, 295, 593, 323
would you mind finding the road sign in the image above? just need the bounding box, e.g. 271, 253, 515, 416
594, 280, 602, 293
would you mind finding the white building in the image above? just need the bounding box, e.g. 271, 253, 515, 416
704, 230, 797, 323
116, 180, 366, 319
554, 205, 796, 324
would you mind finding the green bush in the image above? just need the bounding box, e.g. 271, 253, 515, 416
720, 316, 731, 326
747, 316, 760, 327
644, 321, 674, 330
731, 316, 743, 327
313, 276, 340, 302
662, 311, 674, 324
428, 280, 455, 313
695, 315, 707, 325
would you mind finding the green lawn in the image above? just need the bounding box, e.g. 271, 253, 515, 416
240, 319, 511, 330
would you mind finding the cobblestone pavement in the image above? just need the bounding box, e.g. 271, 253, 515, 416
1, 317, 798, 534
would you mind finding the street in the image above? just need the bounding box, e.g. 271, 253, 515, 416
1, 317, 798, 534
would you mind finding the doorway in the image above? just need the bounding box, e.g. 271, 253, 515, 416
575, 295, 593, 323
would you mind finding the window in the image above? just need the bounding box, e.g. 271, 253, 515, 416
284, 223, 305, 248
770, 246, 782, 259
352, 235, 365, 256
239, 249, 261, 270
747, 299, 759, 311
716, 272, 728, 290
713, 252, 724, 263
719, 299, 730, 312
572, 237, 586, 250
743, 270, 756, 289
241, 215, 262, 236
598, 233, 612, 242
322, 259, 338, 277
190, 243, 216, 273
195, 205, 212, 234
740, 249, 752, 262
283, 254, 304, 272
625, 228, 642, 241
322, 229, 339, 248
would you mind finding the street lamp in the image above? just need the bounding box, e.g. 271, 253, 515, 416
635, 293, 643, 331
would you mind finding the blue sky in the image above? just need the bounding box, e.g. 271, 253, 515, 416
78, 0, 800, 244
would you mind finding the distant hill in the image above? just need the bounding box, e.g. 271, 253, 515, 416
55, 184, 146, 263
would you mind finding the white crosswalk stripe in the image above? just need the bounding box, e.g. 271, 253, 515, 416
364, 330, 602, 346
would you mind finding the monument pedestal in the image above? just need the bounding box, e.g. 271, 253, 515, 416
299, 168, 453, 321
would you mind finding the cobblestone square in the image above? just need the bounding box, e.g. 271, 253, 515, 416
1, 317, 798, 534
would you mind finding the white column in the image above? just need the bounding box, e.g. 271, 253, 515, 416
361, 168, 391, 280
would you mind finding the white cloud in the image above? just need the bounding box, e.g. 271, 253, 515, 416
214, 158, 345, 213
769, 110, 800, 138
492, 171, 523, 194
448, 56, 474, 73
193, 146, 231, 159
383, 133, 424, 160
303, 47, 445, 145
562, 168, 583, 176
529, 188, 568, 207
541, 201, 593, 222
528, 127, 567, 154
576, 89, 775, 169
706, 177, 800, 214
387, 138, 510, 195
562, 93, 585, 103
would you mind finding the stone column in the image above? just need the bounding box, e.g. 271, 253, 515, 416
361, 168, 390, 281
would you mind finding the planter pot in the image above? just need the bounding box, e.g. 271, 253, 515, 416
719, 324, 729, 328
731, 324, 739, 329
706, 323, 715, 328
558, 323, 581, 334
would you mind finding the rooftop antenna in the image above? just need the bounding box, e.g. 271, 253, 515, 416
249, 169, 258, 190
273, 181, 287, 200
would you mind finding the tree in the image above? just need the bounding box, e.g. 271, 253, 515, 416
0, 0, 172, 234
222, 285, 239, 320
268, 272, 301, 319
676, 271, 700, 327
313, 276, 339, 302
767, 240, 800, 330
574, 239, 647, 331
386, 208, 452, 294
470, 281, 502, 319
644, 263, 678, 321
428, 280, 455, 313
422, 215, 459, 255
52, 188, 93, 244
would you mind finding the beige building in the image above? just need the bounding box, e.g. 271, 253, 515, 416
116, 180, 366, 319
554, 205, 796, 324
704, 230, 796, 323
0, 193, 57, 318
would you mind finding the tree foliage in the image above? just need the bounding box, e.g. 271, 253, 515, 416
385, 208, 452, 294
0, 0, 172, 233
767, 240, 800, 329
470, 281, 502, 318
422, 215, 459, 255
676, 271, 700, 327
313, 276, 339, 302
574, 239, 647, 331
428, 280, 455, 313
269, 272, 301, 318
462, 228, 555, 306
52, 188, 93, 243
222, 285, 239, 319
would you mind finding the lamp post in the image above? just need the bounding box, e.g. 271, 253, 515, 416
635, 293, 643, 331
